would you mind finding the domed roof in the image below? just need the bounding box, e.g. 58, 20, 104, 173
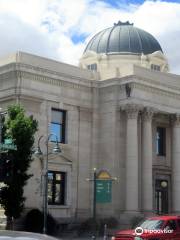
84, 21, 163, 55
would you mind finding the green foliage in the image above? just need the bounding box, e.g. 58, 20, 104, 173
24, 209, 58, 235
0, 104, 38, 219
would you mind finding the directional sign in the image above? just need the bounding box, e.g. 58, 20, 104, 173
4, 139, 13, 145
96, 180, 112, 203
0, 143, 17, 151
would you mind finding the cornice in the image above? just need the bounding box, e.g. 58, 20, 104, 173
0, 63, 99, 90
133, 82, 180, 100
134, 75, 180, 93
1, 63, 180, 102
20, 71, 91, 91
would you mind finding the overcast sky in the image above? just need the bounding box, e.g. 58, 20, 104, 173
0, 0, 180, 74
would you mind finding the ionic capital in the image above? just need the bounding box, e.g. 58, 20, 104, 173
122, 104, 142, 119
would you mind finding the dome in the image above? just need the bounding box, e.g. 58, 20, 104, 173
84, 21, 163, 55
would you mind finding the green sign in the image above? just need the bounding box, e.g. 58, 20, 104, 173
4, 139, 13, 145
96, 180, 112, 203
0, 143, 17, 151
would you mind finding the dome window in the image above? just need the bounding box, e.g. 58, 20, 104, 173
87, 63, 97, 71
151, 64, 160, 71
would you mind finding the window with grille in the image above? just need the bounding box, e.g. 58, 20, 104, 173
48, 171, 66, 205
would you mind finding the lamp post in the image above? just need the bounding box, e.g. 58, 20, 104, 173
93, 168, 97, 221
34, 134, 61, 234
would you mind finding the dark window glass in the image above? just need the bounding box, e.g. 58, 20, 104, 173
48, 171, 66, 205
165, 220, 177, 230
87, 63, 97, 71
156, 127, 166, 156
51, 109, 66, 143
151, 64, 160, 71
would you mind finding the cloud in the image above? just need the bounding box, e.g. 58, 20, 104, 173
0, 0, 179, 73
0, 13, 57, 59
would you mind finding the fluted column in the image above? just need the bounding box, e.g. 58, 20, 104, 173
172, 114, 180, 212
142, 108, 154, 212
125, 104, 140, 212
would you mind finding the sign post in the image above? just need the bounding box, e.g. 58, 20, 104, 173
87, 170, 117, 221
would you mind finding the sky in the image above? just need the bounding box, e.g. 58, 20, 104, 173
0, 0, 180, 74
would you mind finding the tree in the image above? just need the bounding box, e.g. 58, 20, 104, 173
0, 104, 38, 227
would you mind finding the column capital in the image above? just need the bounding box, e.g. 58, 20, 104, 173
142, 107, 155, 121
121, 104, 142, 119
171, 114, 180, 126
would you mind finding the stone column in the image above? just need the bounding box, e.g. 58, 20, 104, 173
125, 104, 140, 212
141, 108, 154, 212
172, 114, 180, 213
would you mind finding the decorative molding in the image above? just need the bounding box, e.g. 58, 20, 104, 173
121, 103, 143, 119
142, 107, 155, 121
0, 63, 95, 92
170, 114, 180, 126
20, 71, 92, 92
133, 82, 180, 101
2, 63, 180, 105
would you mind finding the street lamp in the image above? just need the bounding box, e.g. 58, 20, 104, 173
34, 134, 61, 234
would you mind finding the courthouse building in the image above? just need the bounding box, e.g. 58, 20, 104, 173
0, 21, 180, 223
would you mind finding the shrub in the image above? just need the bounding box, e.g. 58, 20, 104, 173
24, 209, 58, 235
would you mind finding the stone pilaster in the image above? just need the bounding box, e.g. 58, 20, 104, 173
141, 107, 154, 212
124, 104, 141, 212
172, 114, 180, 212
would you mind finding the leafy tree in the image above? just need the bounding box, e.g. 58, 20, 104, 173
0, 104, 38, 227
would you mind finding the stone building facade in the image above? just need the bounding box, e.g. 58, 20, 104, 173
0, 21, 180, 223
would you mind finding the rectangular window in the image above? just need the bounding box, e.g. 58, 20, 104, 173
151, 64, 160, 71
87, 63, 97, 71
156, 127, 166, 156
48, 171, 66, 205
51, 109, 66, 143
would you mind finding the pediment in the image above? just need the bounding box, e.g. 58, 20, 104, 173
59, 154, 72, 163
48, 153, 72, 165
